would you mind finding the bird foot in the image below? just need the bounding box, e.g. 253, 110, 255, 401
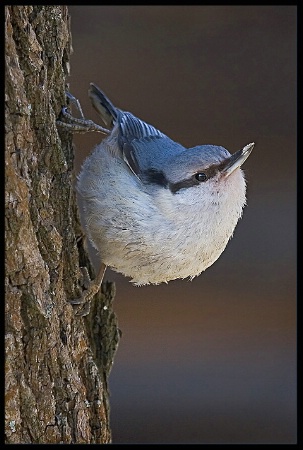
56, 92, 110, 135
70, 265, 106, 316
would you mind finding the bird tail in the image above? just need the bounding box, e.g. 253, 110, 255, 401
88, 83, 118, 128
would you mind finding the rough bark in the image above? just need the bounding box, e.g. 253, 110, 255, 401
5, 5, 120, 444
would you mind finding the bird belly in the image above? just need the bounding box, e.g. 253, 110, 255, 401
77, 143, 242, 285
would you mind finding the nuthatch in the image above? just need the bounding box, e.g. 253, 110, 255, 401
57, 84, 254, 314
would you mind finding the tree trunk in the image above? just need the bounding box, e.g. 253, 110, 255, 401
5, 5, 119, 444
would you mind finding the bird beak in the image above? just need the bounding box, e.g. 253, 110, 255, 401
220, 142, 254, 177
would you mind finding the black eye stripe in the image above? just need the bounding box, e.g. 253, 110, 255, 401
143, 168, 169, 187
169, 178, 199, 193
170, 167, 219, 193
142, 166, 219, 194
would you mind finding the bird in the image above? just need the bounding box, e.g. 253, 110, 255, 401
57, 83, 254, 314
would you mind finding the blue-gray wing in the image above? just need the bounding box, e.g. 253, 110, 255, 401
118, 111, 185, 178
88, 83, 185, 178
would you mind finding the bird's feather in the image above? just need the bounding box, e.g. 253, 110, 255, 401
117, 111, 186, 178
89, 83, 118, 127
89, 83, 186, 178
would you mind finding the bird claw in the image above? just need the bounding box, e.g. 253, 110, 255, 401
66, 91, 85, 119
70, 265, 107, 317
56, 92, 110, 135
72, 298, 92, 317
69, 267, 95, 316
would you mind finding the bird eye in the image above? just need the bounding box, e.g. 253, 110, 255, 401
195, 172, 207, 182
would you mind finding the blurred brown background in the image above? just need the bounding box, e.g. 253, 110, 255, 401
68, 6, 296, 444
